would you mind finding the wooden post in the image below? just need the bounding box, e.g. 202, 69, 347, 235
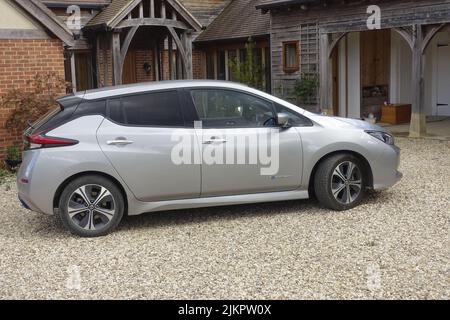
183, 31, 193, 79
261, 47, 266, 89
176, 49, 183, 79
70, 51, 77, 92
160, 38, 165, 80
103, 34, 109, 86
319, 32, 331, 114
96, 36, 102, 87
410, 24, 427, 137
224, 50, 229, 80
161, 0, 166, 19
168, 36, 174, 80
139, 1, 143, 18
112, 32, 122, 85
154, 42, 160, 81
150, 0, 155, 18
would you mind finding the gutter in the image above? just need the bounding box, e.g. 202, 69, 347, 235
256, 0, 317, 10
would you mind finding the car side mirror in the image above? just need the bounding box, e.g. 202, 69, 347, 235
277, 113, 291, 128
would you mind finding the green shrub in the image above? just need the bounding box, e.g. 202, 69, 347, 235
229, 37, 264, 90
6, 145, 21, 161
294, 72, 318, 105
1, 72, 70, 132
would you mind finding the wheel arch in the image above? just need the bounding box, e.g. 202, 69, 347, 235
53, 171, 129, 215
308, 150, 374, 195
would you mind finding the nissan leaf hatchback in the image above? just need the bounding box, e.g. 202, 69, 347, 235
17, 81, 402, 237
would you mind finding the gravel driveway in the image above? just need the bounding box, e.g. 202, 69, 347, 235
0, 138, 449, 299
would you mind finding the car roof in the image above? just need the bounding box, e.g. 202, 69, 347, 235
75, 80, 252, 101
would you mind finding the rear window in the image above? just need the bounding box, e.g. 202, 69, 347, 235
108, 91, 184, 127
30, 106, 61, 131
30, 104, 77, 135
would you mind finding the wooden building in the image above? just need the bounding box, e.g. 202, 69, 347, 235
2, 0, 449, 161
256, 0, 450, 136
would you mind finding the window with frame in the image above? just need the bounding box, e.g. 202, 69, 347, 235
108, 91, 184, 127
282, 41, 300, 73
190, 89, 276, 128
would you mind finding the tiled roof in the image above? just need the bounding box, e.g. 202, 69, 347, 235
195, 0, 270, 43
86, 0, 133, 27
86, 0, 229, 28
179, 0, 231, 27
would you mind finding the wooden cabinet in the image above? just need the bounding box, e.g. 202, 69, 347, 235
381, 104, 412, 125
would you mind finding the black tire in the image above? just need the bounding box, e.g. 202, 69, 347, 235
58, 175, 124, 237
314, 154, 367, 211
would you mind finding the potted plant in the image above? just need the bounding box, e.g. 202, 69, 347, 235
4, 145, 22, 171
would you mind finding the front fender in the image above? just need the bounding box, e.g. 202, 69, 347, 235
296, 127, 385, 189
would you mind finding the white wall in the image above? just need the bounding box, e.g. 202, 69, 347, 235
338, 39, 347, 117
390, 30, 412, 105
424, 30, 450, 116
338, 33, 361, 118
0, 0, 40, 30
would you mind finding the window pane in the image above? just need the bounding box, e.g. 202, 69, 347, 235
191, 89, 275, 128
109, 91, 183, 126
284, 43, 298, 69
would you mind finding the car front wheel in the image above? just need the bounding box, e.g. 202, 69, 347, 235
314, 154, 366, 211
58, 175, 124, 237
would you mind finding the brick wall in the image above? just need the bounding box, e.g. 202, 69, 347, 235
97, 48, 113, 87
0, 38, 65, 161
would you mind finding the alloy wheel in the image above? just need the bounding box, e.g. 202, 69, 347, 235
331, 161, 363, 205
67, 184, 116, 231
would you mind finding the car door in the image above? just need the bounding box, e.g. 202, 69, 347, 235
97, 90, 201, 202
188, 88, 303, 197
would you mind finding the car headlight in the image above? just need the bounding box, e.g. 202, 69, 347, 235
365, 130, 395, 145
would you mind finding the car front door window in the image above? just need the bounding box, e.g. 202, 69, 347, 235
191, 89, 276, 128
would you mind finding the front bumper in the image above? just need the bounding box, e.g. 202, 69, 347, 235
372, 144, 403, 190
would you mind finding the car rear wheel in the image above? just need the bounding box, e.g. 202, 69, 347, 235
314, 154, 366, 211
58, 175, 124, 237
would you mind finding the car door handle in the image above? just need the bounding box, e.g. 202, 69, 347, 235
203, 137, 227, 145
107, 139, 134, 146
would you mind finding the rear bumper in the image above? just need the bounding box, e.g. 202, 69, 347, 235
18, 193, 45, 214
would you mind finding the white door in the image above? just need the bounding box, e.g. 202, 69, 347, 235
436, 44, 450, 116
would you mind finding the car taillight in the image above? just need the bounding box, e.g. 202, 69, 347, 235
25, 133, 78, 149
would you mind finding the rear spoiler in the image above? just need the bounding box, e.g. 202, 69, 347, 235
56, 94, 84, 110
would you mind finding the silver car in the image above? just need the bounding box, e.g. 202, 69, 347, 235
17, 81, 402, 237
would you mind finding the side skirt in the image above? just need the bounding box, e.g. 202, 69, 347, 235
128, 190, 310, 216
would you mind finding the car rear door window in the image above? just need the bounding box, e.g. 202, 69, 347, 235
190, 89, 276, 128
109, 91, 184, 127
